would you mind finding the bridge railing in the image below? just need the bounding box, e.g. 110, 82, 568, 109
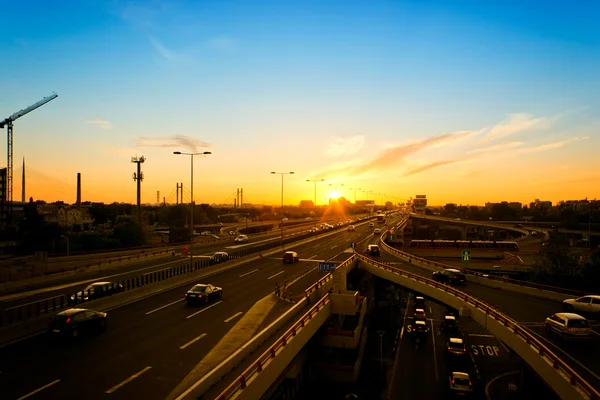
304, 256, 354, 297
380, 231, 588, 297
215, 293, 332, 400
355, 253, 600, 400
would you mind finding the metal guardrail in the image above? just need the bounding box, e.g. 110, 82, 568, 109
380, 231, 588, 297
354, 253, 600, 400
215, 293, 332, 400
304, 256, 354, 297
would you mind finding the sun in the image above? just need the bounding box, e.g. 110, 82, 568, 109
328, 191, 341, 200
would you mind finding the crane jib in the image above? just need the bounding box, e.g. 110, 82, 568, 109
5, 92, 58, 123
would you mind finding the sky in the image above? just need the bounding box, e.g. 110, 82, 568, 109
1, 0, 599, 207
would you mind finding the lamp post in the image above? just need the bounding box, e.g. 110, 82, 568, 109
174, 151, 211, 268
306, 178, 325, 206
349, 187, 361, 203
271, 171, 294, 216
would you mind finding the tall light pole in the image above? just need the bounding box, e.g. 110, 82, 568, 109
306, 178, 325, 206
349, 187, 361, 203
271, 171, 294, 215
174, 151, 211, 267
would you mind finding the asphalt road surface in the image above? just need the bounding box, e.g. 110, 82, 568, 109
376, 245, 600, 394
0, 222, 378, 400
0, 218, 368, 308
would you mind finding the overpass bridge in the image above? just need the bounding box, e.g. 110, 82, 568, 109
179, 221, 599, 400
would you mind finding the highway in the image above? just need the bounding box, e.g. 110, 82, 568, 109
376, 241, 600, 394
0, 221, 377, 400
0, 218, 365, 308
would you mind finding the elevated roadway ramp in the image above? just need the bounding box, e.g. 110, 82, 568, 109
211, 255, 599, 400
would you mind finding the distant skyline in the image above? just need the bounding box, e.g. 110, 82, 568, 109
2, 0, 599, 206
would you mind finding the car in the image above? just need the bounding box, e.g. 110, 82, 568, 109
562, 295, 600, 315
48, 308, 107, 338
373, 228, 382, 234
71, 281, 124, 302
368, 222, 375, 228
366, 244, 380, 256
414, 308, 427, 320
234, 234, 249, 243
185, 284, 223, 304
283, 251, 299, 264
432, 269, 467, 285
200, 230, 212, 236
449, 372, 473, 395
348, 225, 355, 231
447, 337, 467, 356
412, 319, 429, 335
414, 296, 426, 308
443, 315, 458, 332
545, 312, 593, 341
309, 228, 318, 233
210, 252, 229, 264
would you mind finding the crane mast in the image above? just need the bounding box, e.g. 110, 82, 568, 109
0, 93, 58, 212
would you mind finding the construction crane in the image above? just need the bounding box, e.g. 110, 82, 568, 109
0, 93, 58, 207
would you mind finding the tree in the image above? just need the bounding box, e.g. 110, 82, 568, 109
112, 216, 146, 247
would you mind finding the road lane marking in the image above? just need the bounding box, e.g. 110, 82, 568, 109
224, 312, 243, 323
180, 333, 207, 350
146, 298, 185, 315
17, 379, 61, 400
430, 319, 439, 382
186, 300, 223, 319
308, 255, 317, 259
239, 269, 259, 278
468, 333, 495, 338
484, 371, 519, 400
267, 271, 284, 280
330, 245, 338, 249
105, 366, 152, 394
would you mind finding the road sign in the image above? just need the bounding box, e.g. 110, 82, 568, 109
461, 249, 471, 262
318, 262, 336, 272
350, 242, 356, 249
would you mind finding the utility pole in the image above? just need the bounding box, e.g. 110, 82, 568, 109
156, 191, 160, 205
131, 156, 145, 224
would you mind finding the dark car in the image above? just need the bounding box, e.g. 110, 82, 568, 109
447, 337, 467, 356
283, 251, 299, 264
48, 308, 107, 338
71, 281, 124, 302
366, 245, 380, 256
414, 296, 426, 309
210, 252, 229, 264
443, 315, 459, 333
185, 284, 223, 304
412, 319, 429, 336
432, 269, 467, 285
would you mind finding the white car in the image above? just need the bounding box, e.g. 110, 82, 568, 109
448, 372, 473, 395
234, 235, 249, 243
373, 228, 381, 234
563, 295, 600, 315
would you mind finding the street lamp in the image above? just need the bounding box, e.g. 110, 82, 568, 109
349, 187, 361, 203
174, 151, 212, 268
271, 171, 294, 215
306, 178, 325, 206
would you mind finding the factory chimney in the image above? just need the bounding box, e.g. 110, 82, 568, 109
76, 173, 81, 208
21, 157, 25, 202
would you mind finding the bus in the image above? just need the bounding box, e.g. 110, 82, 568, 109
376, 214, 386, 223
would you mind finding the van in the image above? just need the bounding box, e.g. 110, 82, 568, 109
283, 251, 299, 264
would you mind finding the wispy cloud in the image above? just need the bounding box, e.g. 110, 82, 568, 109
480, 113, 552, 143
207, 36, 238, 52
136, 135, 211, 152
87, 119, 112, 129
467, 141, 523, 155
325, 136, 365, 157
463, 169, 485, 178
403, 159, 468, 177
149, 36, 178, 61
517, 136, 589, 154
310, 129, 476, 179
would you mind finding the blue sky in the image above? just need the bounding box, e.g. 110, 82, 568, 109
1, 0, 599, 205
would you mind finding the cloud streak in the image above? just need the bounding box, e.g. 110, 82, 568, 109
467, 141, 523, 155
517, 136, 588, 154
480, 113, 552, 143
403, 159, 467, 177
149, 37, 178, 61
87, 119, 112, 129
136, 135, 211, 152
325, 136, 365, 157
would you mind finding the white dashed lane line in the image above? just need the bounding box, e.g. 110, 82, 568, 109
224, 311, 243, 323
16, 379, 61, 400
105, 366, 152, 394
179, 333, 207, 350
239, 269, 259, 278
186, 301, 222, 319
267, 271, 284, 280
145, 298, 185, 315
